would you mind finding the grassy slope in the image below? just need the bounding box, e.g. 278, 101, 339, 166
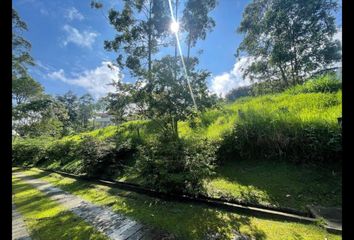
17, 168, 341, 240
13, 86, 342, 211
12, 175, 108, 240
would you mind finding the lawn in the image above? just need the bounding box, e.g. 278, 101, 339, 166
205, 160, 342, 211
12, 175, 108, 240
14, 168, 341, 240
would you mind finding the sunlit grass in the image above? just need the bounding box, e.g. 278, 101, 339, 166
12, 176, 108, 240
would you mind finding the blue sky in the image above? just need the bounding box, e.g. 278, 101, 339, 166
13, 0, 342, 99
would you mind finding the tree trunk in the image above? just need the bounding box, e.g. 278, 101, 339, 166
148, 0, 152, 82
278, 64, 289, 87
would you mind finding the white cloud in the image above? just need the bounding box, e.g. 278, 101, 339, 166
65, 7, 84, 21
48, 62, 121, 98
334, 27, 342, 43
62, 24, 98, 49
210, 56, 253, 97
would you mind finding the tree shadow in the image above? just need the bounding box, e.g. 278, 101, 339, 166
208, 159, 342, 211
105, 187, 267, 240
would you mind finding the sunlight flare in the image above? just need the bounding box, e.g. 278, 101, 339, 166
170, 21, 180, 33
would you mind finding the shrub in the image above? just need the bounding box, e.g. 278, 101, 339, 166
46, 140, 78, 166
135, 134, 216, 195
12, 139, 49, 166
78, 136, 116, 177
285, 74, 341, 94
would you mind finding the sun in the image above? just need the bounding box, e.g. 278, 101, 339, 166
170, 21, 180, 33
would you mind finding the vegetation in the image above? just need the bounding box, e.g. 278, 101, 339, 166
236, 0, 341, 86
12, 175, 108, 240
15, 168, 341, 240
12, 0, 342, 237
13, 75, 342, 209
206, 160, 341, 211
136, 133, 217, 194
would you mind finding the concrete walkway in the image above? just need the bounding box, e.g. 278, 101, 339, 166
12, 203, 32, 240
13, 172, 174, 240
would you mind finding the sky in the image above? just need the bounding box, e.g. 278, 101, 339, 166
13, 0, 342, 99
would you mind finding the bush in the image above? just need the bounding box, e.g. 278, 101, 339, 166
12, 139, 48, 166
78, 136, 116, 177
286, 74, 341, 94
136, 134, 216, 195
46, 140, 78, 166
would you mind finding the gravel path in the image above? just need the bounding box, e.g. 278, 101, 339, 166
13, 172, 173, 240
12, 203, 32, 240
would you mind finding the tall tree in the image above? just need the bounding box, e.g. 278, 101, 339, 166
12, 76, 44, 105
78, 94, 95, 129
182, 0, 217, 61
57, 91, 80, 130
236, 0, 341, 86
12, 95, 69, 137
97, 0, 170, 81
12, 8, 35, 79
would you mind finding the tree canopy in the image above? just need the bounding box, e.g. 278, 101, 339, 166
236, 0, 341, 87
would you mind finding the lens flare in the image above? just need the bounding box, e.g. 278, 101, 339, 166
170, 21, 180, 33
168, 0, 197, 110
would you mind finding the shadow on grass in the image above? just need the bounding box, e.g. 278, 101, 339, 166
18, 169, 266, 239
208, 159, 342, 211
18, 168, 340, 239
12, 177, 107, 240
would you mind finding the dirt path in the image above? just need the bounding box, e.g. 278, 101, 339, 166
13, 172, 173, 240
12, 203, 32, 240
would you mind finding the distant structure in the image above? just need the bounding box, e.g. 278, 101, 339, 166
91, 112, 114, 128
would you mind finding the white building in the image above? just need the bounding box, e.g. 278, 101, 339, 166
91, 112, 114, 128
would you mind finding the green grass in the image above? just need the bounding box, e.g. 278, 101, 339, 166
16, 168, 341, 240
206, 160, 341, 211
12, 175, 108, 240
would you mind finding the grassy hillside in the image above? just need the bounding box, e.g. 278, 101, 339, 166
12, 74, 342, 210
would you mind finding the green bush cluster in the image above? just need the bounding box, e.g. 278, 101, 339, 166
12, 136, 120, 177
135, 134, 217, 195
78, 136, 117, 177
12, 138, 49, 166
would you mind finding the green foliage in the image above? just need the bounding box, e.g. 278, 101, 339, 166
78, 136, 116, 177
285, 74, 342, 94
12, 76, 44, 105
104, 0, 170, 76
12, 138, 50, 166
12, 8, 35, 78
218, 106, 341, 164
136, 134, 216, 195
12, 95, 69, 137
182, 0, 217, 59
45, 140, 79, 166
237, 0, 341, 86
